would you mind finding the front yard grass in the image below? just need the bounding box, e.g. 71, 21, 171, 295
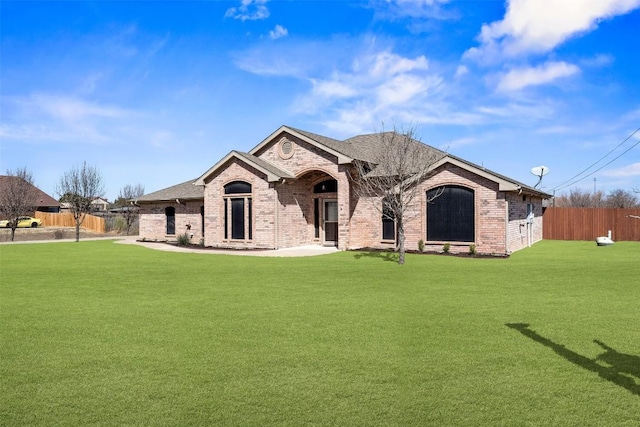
1, 240, 638, 426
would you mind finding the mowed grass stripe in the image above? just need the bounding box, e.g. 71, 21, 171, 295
1, 240, 638, 426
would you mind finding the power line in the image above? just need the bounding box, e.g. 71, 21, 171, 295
551, 127, 640, 192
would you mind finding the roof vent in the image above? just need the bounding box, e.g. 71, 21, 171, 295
278, 137, 295, 159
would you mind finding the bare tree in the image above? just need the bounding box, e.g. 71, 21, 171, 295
114, 183, 145, 235
349, 124, 443, 265
555, 188, 605, 207
555, 187, 639, 208
605, 189, 640, 208
56, 162, 105, 242
0, 168, 38, 241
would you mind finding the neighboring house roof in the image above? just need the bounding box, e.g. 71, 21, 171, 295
0, 175, 61, 208
109, 206, 136, 213
136, 179, 204, 203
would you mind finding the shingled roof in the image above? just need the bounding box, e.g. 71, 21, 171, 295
136, 179, 204, 203
139, 126, 551, 201
286, 126, 549, 197
0, 175, 60, 209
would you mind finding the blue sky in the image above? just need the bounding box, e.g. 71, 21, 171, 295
2, 0, 639, 201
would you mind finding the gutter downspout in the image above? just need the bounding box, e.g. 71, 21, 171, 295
274, 180, 283, 249
505, 197, 509, 254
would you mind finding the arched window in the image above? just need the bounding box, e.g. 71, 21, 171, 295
165, 206, 175, 235
426, 185, 474, 242
225, 181, 252, 195
223, 181, 252, 241
314, 179, 337, 193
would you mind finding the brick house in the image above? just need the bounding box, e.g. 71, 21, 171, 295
137, 125, 550, 255
0, 175, 61, 213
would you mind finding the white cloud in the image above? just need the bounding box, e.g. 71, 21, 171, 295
269, 25, 288, 40
376, 74, 438, 106
1, 94, 137, 144
497, 61, 580, 91
225, 0, 270, 21
580, 53, 615, 68
454, 65, 468, 78
390, 0, 448, 5
234, 36, 583, 136
30, 94, 127, 121
465, 0, 640, 61
367, 51, 430, 77
303, 50, 438, 109
233, 39, 337, 78
602, 162, 640, 177
312, 80, 357, 99
373, 0, 454, 21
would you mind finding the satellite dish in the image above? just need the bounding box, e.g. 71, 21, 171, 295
530, 165, 549, 188
530, 165, 549, 177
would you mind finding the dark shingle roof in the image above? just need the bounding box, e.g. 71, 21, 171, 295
0, 176, 60, 208
288, 127, 356, 157
136, 179, 204, 202
137, 126, 551, 200
286, 126, 550, 197
344, 131, 447, 164
234, 151, 295, 179
290, 127, 446, 164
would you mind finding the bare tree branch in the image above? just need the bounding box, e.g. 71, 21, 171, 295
554, 187, 639, 208
0, 167, 38, 241
115, 183, 145, 235
349, 124, 444, 264
56, 162, 105, 242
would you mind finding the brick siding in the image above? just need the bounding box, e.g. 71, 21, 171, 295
139, 200, 204, 243
140, 130, 545, 255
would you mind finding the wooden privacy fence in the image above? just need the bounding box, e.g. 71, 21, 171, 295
34, 212, 105, 233
543, 207, 640, 241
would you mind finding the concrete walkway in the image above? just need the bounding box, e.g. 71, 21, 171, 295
117, 237, 340, 257
1, 235, 340, 257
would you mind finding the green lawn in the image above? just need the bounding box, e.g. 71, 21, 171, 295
1, 240, 638, 426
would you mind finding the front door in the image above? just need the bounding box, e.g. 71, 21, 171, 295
324, 200, 338, 246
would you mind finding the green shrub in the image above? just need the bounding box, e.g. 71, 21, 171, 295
469, 244, 477, 255
114, 216, 127, 233
53, 229, 65, 240
176, 233, 191, 247
418, 239, 424, 252
442, 242, 450, 253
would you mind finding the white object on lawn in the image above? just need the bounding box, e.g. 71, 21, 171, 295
596, 230, 614, 246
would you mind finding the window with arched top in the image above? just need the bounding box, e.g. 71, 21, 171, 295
313, 179, 337, 193
165, 206, 176, 235
224, 181, 252, 195
223, 181, 252, 241
426, 185, 474, 242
